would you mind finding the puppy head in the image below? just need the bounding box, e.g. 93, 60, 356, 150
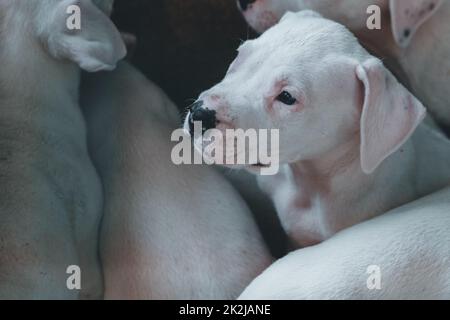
238, 0, 443, 48
186, 11, 425, 174
0, 0, 125, 72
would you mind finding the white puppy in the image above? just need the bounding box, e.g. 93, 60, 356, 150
184, 11, 450, 247
81, 62, 272, 299
239, 186, 450, 300
0, 0, 125, 299
237, 0, 450, 127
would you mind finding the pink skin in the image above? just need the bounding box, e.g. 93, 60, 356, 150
243, 8, 279, 33
200, 94, 234, 128
238, 0, 299, 33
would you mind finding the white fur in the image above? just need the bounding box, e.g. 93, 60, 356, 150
238, 0, 450, 127
81, 62, 272, 300
239, 186, 450, 299
189, 12, 450, 248
0, 0, 125, 299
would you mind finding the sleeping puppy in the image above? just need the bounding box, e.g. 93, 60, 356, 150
184, 11, 450, 247
81, 62, 271, 299
237, 0, 450, 128
239, 186, 450, 300
0, 0, 125, 299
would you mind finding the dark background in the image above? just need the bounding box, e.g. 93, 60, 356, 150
110, 0, 287, 257
112, 0, 255, 111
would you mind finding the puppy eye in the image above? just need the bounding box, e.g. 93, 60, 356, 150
276, 91, 297, 105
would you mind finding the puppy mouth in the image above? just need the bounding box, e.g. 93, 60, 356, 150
249, 163, 270, 169
241, 163, 271, 175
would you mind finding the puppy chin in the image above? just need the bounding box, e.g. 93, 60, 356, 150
252, 164, 278, 175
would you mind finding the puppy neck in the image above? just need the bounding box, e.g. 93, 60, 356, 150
286, 136, 416, 241
289, 137, 361, 187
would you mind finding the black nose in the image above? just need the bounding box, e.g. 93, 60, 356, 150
238, 0, 256, 11
188, 100, 217, 136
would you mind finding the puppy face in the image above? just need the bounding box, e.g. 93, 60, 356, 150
187, 12, 364, 168
186, 11, 425, 174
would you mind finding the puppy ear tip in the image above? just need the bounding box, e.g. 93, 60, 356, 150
79, 60, 115, 72
355, 58, 382, 79
413, 99, 427, 121
363, 58, 383, 67
360, 159, 377, 175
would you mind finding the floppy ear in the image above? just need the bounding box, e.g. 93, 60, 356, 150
356, 58, 426, 174
43, 0, 126, 72
389, 0, 443, 48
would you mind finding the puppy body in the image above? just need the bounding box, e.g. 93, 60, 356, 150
0, 40, 101, 300
81, 62, 271, 299
398, 3, 450, 125
0, 0, 125, 299
188, 12, 450, 247
238, 0, 450, 127
260, 123, 450, 246
239, 186, 450, 300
